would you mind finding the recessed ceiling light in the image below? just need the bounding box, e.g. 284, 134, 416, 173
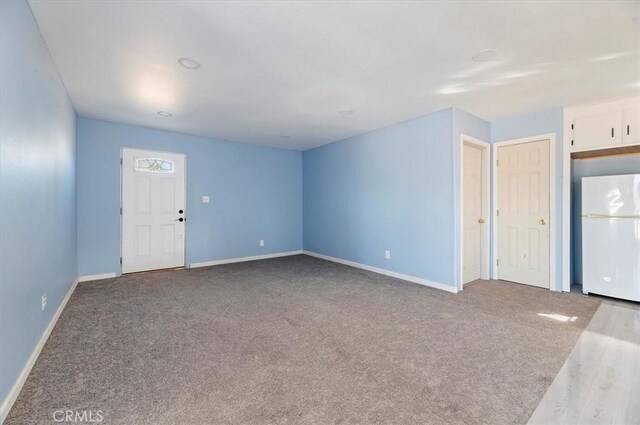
339, 109, 354, 115
472, 49, 496, 62
178, 57, 201, 69
280, 135, 291, 139
157, 111, 172, 117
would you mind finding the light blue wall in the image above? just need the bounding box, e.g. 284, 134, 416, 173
0, 0, 77, 404
452, 108, 491, 285
77, 118, 302, 276
490, 107, 564, 290
303, 109, 456, 286
571, 156, 640, 284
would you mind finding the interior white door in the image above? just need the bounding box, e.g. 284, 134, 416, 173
122, 148, 186, 273
497, 140, 550, 288
463, 144, 484, 284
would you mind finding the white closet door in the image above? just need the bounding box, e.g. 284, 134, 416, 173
498, 140, 550, 288
463, 144, 483, 284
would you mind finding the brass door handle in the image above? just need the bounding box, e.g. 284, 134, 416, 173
539, 218, 547, 225
478, 218, 485, 224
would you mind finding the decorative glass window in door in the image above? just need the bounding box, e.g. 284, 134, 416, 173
134, 157, 175, 173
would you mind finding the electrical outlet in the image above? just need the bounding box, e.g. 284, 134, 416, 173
384, 250, 391, 260
259, 240, 265, 247
41, 294, 47, 311
202, 196, 210, 203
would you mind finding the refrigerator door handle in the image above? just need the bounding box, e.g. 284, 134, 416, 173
582, 214, 640, 219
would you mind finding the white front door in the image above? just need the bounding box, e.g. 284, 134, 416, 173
463, 144, 484, 284
122, 148, 186, 273
497, 139, 550, 288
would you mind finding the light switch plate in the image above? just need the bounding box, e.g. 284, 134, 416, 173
202, 196, 210, 203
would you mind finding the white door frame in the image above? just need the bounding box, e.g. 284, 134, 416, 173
562, 107, 570, 292
457, 135, 491, 291
492, 133, 557, 290
120, 147, 188, 274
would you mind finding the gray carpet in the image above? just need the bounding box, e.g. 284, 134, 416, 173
6, 255, 600, 425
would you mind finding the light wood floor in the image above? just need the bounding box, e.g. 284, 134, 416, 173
528, 299, 640, 425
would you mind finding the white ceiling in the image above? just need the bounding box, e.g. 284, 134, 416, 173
29, 1, 640, 150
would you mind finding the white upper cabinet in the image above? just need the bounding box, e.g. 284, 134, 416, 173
572, 111, 621, 151
622, 107, 640, 145
567, 95, 640, 152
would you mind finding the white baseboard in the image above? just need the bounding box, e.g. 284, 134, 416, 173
0, 277, 79, 424
189, 250, 303, 268
78, 272, 117, 282
303, 251, 458, 294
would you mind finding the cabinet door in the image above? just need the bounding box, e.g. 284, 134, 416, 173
622, 107, 640, 145
572, 111, 621, 151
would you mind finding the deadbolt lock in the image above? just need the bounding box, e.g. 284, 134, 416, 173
539, 218, 547, 225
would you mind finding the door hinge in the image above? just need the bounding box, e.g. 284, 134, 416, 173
496, 259, 499, 266
120, 157, 123, 165
120, 207, 122, 215
571, 124, 574, 130
496, 159, 499, 167
496, 209, 500, 216
571, 140, 574, 146
119, 257, 122, 265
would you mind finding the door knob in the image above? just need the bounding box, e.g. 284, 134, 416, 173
478, 218, 485, 224
179, 209, 184, 214
539, 218, 547, 225
177, 217, 184, 222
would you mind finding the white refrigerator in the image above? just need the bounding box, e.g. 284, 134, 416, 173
582, 174, 640, 302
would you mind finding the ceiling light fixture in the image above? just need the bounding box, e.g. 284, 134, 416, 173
471, 49, 496, 62
157, 111, 172, 117
339, 109, 354, 115
178, 57, 201, 69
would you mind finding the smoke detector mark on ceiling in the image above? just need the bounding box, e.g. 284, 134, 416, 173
178, 57, 201, 69
471, 49, 497, 62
